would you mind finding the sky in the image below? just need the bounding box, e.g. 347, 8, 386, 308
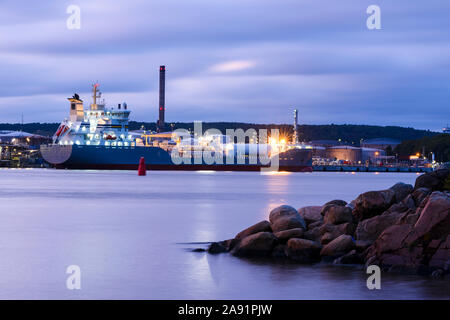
0, 0, 449, 131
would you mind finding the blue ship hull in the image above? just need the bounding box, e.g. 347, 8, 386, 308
40, 144, 313, 171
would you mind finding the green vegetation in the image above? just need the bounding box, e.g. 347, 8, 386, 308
394, 134, 450, 162
0, 122, 438, 146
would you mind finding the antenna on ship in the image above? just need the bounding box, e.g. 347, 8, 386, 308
293, 109, 298, 144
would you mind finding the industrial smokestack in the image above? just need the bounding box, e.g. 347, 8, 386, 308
293, 109, 298, 144
157, 65, 166, 133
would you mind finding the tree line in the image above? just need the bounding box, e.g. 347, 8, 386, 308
0, 122, 438, 147
394, 134, 450, 163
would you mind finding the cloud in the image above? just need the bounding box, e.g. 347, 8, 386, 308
209, 60, 257, 73
0, 0, 448, 131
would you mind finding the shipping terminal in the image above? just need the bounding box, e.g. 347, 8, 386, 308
40, 66, 313, 171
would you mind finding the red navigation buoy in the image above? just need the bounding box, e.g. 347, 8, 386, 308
138, 157, 146, 176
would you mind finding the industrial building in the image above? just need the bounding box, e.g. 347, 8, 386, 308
360, 138, 401, 150
310, 145, 386, 165
0, 130, 50, 147
0, 131, 51, 167
326, 146, 362, 162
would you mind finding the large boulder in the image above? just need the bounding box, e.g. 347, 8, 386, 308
274, 228, 304, 243
269, 205, 306, 232
308, 220, 324, 230
429, 235, 450, 269
298, 206, 322, 225
368, 223, 414, 256
401, 194, 416, 211
355, 240, 372, 252
272, 244, 287, 259
285, 238, 322, 263
208, 242, 228, 254
389, 182, 413, 202
320, 232, 337, 245
365, 191, 450, 273
319, 222, 355, 236
412, 187, 432, 207
327, 199, 348, 207
383, 198, 415, 216
403, 191, 450, 245
355, 211, 405, 242
320, 200, 347, 216
303, 225, 322, 242
231, 232, 277, 257
235, 220, 271, 240
320, 234, 355, 257
323, 205, 353, 225
353, 189, 396, 221
319, 222, 356, 244
414, 169, 450, 191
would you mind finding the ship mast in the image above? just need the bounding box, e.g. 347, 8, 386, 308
91, 83, 101, 110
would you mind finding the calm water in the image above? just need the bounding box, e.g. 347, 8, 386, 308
0, 169, 448, 299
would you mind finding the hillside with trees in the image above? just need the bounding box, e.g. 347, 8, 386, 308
0, 122, 438, 146
394, 134, 450, 162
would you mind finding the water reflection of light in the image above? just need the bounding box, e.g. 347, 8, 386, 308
190, 203, 218, 241
260, 171, 292, 176
374, 172, 379, 175
196, 170, 216, 174
261, 171, 292, 220
184, 252, 216, 294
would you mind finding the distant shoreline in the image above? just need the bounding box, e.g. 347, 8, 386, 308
0, 122, 438, 143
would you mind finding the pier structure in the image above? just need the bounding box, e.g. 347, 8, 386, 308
312, 164, 432, 173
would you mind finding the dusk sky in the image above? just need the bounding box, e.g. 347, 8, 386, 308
0, 0, 449, 131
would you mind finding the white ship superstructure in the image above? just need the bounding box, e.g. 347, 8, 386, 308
53, 84, 135, 148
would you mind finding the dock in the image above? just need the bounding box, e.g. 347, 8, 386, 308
312, 165, 432, 173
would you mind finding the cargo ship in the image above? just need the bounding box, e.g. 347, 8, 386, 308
41, 67, 312, 171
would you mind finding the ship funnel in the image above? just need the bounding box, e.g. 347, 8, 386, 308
68, 93, 84, 122
157, 65, 166, 133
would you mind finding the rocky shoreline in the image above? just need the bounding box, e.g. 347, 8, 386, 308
205, 169, 450, 278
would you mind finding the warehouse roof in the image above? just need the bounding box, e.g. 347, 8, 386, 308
362, 138, 401, 145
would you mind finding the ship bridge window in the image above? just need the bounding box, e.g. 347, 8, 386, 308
71, 103, 75, 110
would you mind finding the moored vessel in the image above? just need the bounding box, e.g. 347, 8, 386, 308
41, 67, 313, 172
